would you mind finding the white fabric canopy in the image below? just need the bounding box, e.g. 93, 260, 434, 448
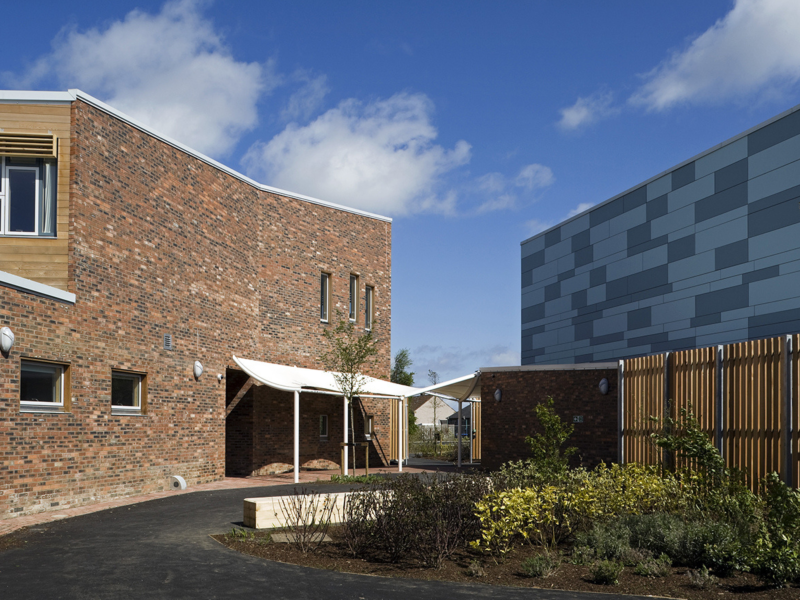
411, 371, 481, 401
232, 356, 419, 398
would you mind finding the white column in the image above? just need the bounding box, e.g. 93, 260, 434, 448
398, 397, 404, 472
293, 390, 300, 484
343, 395, 349, 475
457, 400, 463, 468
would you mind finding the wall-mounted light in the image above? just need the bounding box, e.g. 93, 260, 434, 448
217, 373, 224, 381
193, 361, 204, 379
599, 378, 609, 395
493, 388, 502, 402
1, 327, 14, 355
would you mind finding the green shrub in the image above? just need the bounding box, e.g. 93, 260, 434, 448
634, 553, 671, 577
466, 559, 485, 578
686, 565, 718, 589
520, 552, 560, 578
749, 473, 800, 586
575, 520, 631, 561
590, 560, 623, 585
570, 545, 595, 565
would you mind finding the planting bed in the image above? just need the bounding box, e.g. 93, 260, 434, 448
213, 528, 799, 600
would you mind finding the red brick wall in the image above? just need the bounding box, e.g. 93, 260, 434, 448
480, 366, 618, 472
0, 99, 392, 519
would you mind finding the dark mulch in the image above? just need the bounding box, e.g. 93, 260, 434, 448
213, 528, 798, 600
0, 527, 32, 552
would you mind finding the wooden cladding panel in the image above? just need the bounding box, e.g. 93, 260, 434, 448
472, 401, 482, 461
0, 104, 71, 292
670, 347, 717, 472
724, 338, 783, 490
623, 354, 665, 467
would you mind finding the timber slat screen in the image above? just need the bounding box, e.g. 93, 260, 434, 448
472, 402, 482, 461
671, 347, 717, 472
724, 338, 783, 488
623, 354, 665, 466
622, 334, 797, 490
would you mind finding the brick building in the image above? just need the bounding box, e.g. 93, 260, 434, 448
0, 90, 395, 519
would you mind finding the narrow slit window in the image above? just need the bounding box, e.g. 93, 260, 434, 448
320, 273, 330, 322
349, 274, 358, 322
365, 286, 374, 331
320, 415, 329, 439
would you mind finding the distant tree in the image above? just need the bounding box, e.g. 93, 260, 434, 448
321, 312, 379, 474
427, 370, 448, 433
391, 349, 414, 386
391, 348, 417, 435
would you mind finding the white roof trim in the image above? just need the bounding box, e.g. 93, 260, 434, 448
66, 90, 392, 223
233, 356, 419, 398
0, 270, 76, 304
0, 90, 75, 104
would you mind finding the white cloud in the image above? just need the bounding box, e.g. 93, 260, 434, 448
631, 0, 800, 111
413, 344, 520, 382
567, 202, 595, 218
475, 164, 554, 213
281, 72, 329, 122
9, 0, 274, 156
243, 92, 471, 216
557, 92, 616, 131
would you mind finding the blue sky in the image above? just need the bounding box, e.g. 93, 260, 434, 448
5, 0, 800, 383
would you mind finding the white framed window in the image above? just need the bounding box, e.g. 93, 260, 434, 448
0, 157, 57, 237
365, 285, 374, 331
319, 415, 329, 439
20, 359, 67, 413
112, 371, 146, 416
320, 273, 330, 322
349, 274, 358, 322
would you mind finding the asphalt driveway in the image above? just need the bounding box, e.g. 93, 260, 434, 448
0, 483, 644, 600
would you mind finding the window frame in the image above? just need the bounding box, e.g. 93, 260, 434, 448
319, 414, 329, 440
4, 163, 40, 236
19, 358, 69, 413
349, 274, 358, 322
364, 285, 374, 331
111, 370, 147, 416
320, 272, 331, 323
0, 156, 58, 238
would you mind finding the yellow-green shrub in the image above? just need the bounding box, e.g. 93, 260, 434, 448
472, 463, 686, 556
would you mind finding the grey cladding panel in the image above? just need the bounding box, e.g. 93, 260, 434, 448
695, 284, 749, 316
691, 314, 721, 327
695, 182, 748, 223
522, 250, 545, 272
627, 332, 668, 348
646, 194, 668, 221
715, 158, 748, 193
575, 321, 593, 340
749, 109, 800, 156
672, 161, 695, 190
522, 270, 532, 287
627, 264, 669, 295
545, 282, 561, 302
627, 222, 651, 249
575, 245, 593, 268
590, 197, 624, 227
522, 304, 545, 324
606, 277, 628, 299
572, 289, 587, 310
545, 227, 561, 247
558, 269, 576, 282
572, 229, 590, 251
715, 239, 749, 270
696, 138, 748, 178
748, 184, 800, 237
628, 307, 651, 330
742, 265, 780, 284
590, 266, 607, 287
668, 235, 695, 262
623, 187, 647, 212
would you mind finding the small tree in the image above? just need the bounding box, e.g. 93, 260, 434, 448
321, 312, 379, 475
391, 349, 418, 436
525, 397, 577, 483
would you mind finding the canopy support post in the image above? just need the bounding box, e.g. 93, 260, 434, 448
457, 400, 462, 468
293, 390, 300, 484
343, 395, 349, 475
398, 396, 405, 472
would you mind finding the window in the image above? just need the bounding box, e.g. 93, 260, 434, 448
20, 359, 67, 412
112, 371, 146, 415
320, 273, 330, 322
349, 274, 358, 322
0, 157, 57, 237
319, 415, 329, 439
365, 286, 374, 330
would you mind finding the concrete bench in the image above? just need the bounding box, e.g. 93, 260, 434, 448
243, 492, 351, 530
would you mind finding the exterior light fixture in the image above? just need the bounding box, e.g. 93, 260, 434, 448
493, 388, 502, 402
193, 361, 204, 379
1, 327, 14, 354
599, 378, 609, 395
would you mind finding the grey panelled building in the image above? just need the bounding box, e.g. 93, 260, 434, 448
521, 105, 800, 365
